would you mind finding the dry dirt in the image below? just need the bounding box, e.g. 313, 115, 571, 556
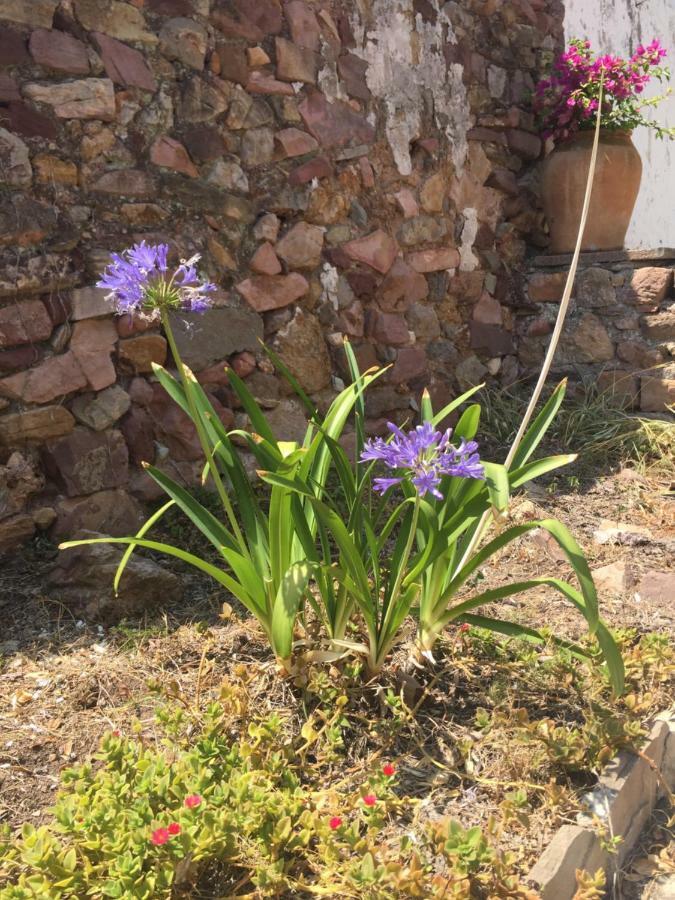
0, 464, 673, 895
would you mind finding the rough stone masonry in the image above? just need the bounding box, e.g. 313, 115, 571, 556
0, 0, 563, 551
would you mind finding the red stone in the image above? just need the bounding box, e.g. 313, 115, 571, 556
92, 169, 156, 197
247, 70, 294, 95
472, 292, 502, 325
230, 350, 256, 377
527, 317, 552, 337
337, 52, 371, 101
378, 258, 428, 312
527, 271, 566, 303
0, 101, 58, 140
233, 0, 282, 35
342, 230, 398, 274
0, 73, 19, 101
0, 345, 42, 373
94, 32, 157, 91
388, 346, 427, 383
622, 267, 672, 309
116, 310, 160, 338
366, 310, 410, 346
0, 28, 29, 67
210, 8, 264, 41
285, 0, 320, 51
288, 155, 332, 185
70, 318, 117, 391
275, 127, 319, 158
120, 406, 154, 464
467, 127, 507, 145
276, 222, 324, 269
236, 273, 309, 311
336, 300, 364, 337
505, 128, 541, 160
150, 136, 198, 176
394, 188, 419, 219
29, 28, 90, 74
250, 242, 282, 275
43, 428, 129, 497
0, 299, 53, 348
0, 352, 88, 404
275, 36, 317, 84
407, 247, 460, 273
181, 124, 225, 162
215, 43, 249, 85
486, 167, 519, 196
469, 322, 514, 355
299, 90, 375, 149
359, 156, 375, 188
148, 0, 195, 12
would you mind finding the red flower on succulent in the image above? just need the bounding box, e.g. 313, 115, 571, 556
151, 828, 170, 846
184, 794, 202, 809
363, 794, 377, 807
329, 816, 343, 830
459, 623, 471, 633
167, 823, 181, 836
382, 763, 396, 777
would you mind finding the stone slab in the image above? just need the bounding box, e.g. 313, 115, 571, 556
528, 714, 675, 899
533, 248, 675, 268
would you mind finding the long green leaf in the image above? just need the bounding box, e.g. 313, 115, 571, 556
59, 537, 267, 620
509, 455, 577, 489
453, 403, 481, 441
482, 462, 510, 513
113, 500, 175, 594
444, 519, 598, 634
271, 561, 313, 661
431, 384, 484, 426
510, 380, 567, 469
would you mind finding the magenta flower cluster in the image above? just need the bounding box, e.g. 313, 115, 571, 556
534, 38, 670, 143
97, 242, 216, 315
361, 421, 484, 500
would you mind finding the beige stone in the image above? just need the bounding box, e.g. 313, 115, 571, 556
0, 0, 57, 27
23, 79, 116, 119
0, 406, 75, 446
74, 0, 158, 43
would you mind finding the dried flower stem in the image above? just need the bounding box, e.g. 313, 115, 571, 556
454, 75, 606, 576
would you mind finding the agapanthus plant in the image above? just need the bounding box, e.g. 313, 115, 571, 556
534, 38, 673, 143
97, 241, 216, 314
361, 421, 484, 498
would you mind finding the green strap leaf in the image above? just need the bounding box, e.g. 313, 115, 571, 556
271, 561, 314, 661
113, 500, 175, 595
431, 384, 484, 426
452, 403, 481, 441
509, 454, 577, 489
59, 537, 267, 621
510, 380, 567, 469
482, 462, 510, 513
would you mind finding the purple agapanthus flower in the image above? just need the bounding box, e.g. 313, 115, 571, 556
361, 421, 484, 500
97, 242, 216, 315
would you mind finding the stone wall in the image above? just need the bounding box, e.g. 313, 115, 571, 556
518, 250, 675, 410
0, 0, 562, 552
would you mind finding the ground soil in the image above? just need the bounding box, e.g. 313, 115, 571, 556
0, 462, 673, 896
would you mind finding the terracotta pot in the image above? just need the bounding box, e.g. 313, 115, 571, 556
540, 130, 642, 253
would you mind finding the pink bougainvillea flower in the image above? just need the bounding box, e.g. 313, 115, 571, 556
329, 816, 343, 830
363, 794, 377, 807
382, 763, 396, 777
151, 828, 170, 846
184, 794, 202, 809
167, 823, 181, 836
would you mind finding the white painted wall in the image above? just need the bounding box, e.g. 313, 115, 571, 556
564, 0, 675, 248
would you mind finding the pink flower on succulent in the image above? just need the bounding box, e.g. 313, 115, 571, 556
184, 794, 202, 809
151, 828, 170, 846
382, 763, 396, 777
329, 816, 343, 830
363, 794, 377, 807
167, 823, 181, 836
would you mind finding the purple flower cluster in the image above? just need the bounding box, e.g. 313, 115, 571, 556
361, 421, 484, 500
534, 38, 670, 143
97, 242, 216, 314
